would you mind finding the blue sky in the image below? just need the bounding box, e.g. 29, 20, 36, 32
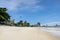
0, 0, 60, 25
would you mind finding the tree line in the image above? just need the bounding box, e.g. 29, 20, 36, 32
0, 8, 41, 27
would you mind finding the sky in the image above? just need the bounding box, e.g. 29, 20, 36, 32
0, 0, 60, 26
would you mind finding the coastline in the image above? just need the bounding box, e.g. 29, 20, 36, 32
0, 26, 60, 40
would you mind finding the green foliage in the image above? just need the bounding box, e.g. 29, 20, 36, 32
17, 20, 23, 26
23, 21, 27, 26
23, 21, 30, 27
0, 8, 10, 22
0, 8, 41, 27
17, 20, 30, 27
26, 23, 30, 27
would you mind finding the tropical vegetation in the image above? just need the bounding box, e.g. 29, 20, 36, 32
0, 8, 10, 22
17, 20, 30, 27
0, 7, 41, 27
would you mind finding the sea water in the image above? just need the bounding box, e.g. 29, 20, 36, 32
40, 27, 60, 37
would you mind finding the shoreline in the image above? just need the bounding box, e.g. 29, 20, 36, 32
0, 26, 60, 40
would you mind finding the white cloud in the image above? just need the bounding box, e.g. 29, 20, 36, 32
42, 22, 60, 26
0, 0, 19, 10
0, 0, 43, 11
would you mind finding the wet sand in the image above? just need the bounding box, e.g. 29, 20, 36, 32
0, 26, 60, 40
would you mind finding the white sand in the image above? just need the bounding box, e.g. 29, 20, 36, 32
0, 26, 60, 40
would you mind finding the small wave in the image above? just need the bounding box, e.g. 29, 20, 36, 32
40, 27, 60, 37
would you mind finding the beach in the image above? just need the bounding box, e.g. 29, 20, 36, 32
0, 26, 60, 40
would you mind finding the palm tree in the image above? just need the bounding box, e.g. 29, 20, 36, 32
26, 23, 30, 27
23, 21, 30, 27
17, 20, 23, 26
23, 21, 27, 26
0, 8, 10, 23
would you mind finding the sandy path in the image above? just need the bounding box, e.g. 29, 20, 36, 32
0, 26, 60, 40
